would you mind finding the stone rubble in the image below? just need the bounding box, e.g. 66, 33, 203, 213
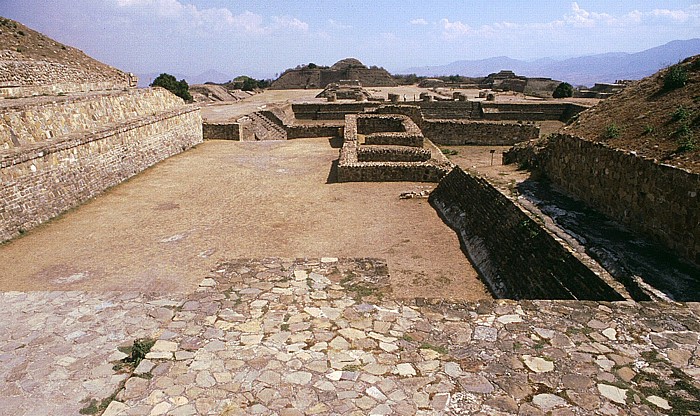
0, 257, 698, 415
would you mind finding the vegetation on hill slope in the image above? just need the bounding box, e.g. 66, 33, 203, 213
562, 55, 700, 173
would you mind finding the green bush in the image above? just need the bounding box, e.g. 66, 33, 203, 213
150, 73, 192, 102
672, 105, 692, 122
604, 123, 621, 139
663, 64, 688, 90
552, 82, 574, 98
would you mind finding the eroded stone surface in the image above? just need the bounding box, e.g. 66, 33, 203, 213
1, 258, 699, 415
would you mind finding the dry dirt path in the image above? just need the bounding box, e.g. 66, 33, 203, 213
0, 138, 487, 300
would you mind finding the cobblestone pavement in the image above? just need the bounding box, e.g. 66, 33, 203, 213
2, 258, 699, 415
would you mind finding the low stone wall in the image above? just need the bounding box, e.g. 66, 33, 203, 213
542, 134, 700, 265
338, 114, 451, 182
202, 122, 240, 140
357, 145, 432, 162
0, 106, 202, 242
286, 125, 342, 139
480, 102, 586, 122
422, 120, 540, 146
364, 132, 423, 147
292, 103, 380, 120
429, 167, 624, 300
356, 114, 406, 134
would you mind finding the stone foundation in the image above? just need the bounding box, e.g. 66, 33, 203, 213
338, 114, 452, 182
541, 134, 700, 265
430, 167, 624, 300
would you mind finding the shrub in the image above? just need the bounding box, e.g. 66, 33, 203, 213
552, 82, 574, 98
672, 105, 692, 122
663, 64, 688, 90
603, 123, 621, 139
150, 73, 192, 102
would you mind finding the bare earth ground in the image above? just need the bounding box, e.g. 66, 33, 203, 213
0, 137, 488, 300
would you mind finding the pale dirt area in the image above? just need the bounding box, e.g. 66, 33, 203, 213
440, 145, 532, 194
0, 138, 489, 301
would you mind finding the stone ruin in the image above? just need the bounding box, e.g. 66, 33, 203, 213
270, 57, 398, 89
315, 80, 372, 101
338, 113, 452, 182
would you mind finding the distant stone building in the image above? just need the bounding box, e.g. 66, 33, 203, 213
271, 58, 398, 89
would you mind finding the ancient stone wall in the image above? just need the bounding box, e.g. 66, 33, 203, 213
338, 114, 451, 182
202, 122, 240, 140
364, 132, 423, 147
0, 105, 202, 242
357, 145, 432, 162
292, 103, 380, 120
542, 134, 700, 265
422, 120, 540, 146
1, 88, 183, 148
429, 167, 624, 300
480, 102, 586, 121
356, 114, 407, 134
286, 125, 342, 139
0, 51, 132, 98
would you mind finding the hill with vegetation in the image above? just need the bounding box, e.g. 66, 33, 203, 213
561, 55, 700, 173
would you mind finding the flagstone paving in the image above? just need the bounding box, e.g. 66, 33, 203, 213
1, 258, 699, 415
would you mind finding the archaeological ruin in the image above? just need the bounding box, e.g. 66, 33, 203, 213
1, 16, 699, 416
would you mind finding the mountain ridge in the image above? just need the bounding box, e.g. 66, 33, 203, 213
403, 39, 700, 86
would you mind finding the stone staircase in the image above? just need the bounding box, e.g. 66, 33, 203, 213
248, 112, 288, 141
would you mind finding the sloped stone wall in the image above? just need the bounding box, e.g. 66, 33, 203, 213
0, 106, 202, 242
1, 88, 183, 148
542, 134, 700, 265
429, 167, 624, 300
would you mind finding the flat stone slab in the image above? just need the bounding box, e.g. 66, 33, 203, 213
1, 258, 699, 415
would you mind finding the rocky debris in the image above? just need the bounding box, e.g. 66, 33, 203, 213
1, 258, 699, 415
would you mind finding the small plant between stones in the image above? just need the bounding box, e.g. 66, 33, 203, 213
603, 123, 621, 139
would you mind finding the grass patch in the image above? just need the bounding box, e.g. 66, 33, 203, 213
419, 342, 448, 355
603, 123, 622, 139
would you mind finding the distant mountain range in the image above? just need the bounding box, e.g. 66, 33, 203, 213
403, 39, 700, 86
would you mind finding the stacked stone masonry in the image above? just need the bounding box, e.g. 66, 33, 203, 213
0, 50, 132, 98
338, 114, 452, 183
422, 120, 540, 146
357, 146, 432, 162
3, 258, 698, 415
542, 134, 700, 265
0, 88, 184, 148
202, 123, 241, 141
0, 89, 202, 242
430, 167, 625, 301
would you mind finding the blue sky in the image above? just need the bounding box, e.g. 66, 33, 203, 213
0, 1, 698, 79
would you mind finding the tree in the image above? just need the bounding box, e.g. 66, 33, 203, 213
150, 73, 192, 102
553, 82, 574, 98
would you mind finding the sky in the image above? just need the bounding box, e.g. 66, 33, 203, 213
0, 1, 698, 80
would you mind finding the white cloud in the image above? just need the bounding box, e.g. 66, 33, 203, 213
440, 18, 473, 39
328, 19, 352, 29
273, 16, 309, 32
410, 18, 428, 26
437, 2, 699, 41
113, 0, 308, 35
